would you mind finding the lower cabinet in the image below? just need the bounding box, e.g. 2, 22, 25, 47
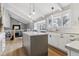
58, 34, 70, 52
48, 32, 79, 53
58, 37, 67, 52
48, 33, 52, 45
51, 33, 59, 48
68, 50, 79, 56
48, 33, 70, 52
48, 33, 59, 48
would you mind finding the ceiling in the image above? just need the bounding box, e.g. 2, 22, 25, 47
3, 3, 70, 24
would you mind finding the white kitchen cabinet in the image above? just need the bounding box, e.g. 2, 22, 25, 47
58, 34, 69, 52
48, 33, 58, 48
48, 33, 59, 48
69, 50, 79, 56
48, 33, 52, 45
66, 41, 79, 56
51, 33, 67, 51
51, 33, 59, 47
48, 32, 77, 52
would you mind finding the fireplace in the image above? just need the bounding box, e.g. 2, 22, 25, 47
12, 25, 22, 38
12, 25, 21, 30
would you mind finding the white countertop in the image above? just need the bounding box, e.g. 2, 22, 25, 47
23, 32, 48, 36
66, 41, 79, 52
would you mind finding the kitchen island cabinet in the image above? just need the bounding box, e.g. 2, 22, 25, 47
23, 32, 48, 56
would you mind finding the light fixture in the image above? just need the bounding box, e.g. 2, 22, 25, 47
32, 3, 35, 15
28, 3, 36, 18
32, 10, 35, 15
51, 7, 54, 10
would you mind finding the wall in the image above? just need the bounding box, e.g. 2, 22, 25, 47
45, 9, 72, 33
10, 17, 27, 30
50, 4, 79, 33
26, 22, 34, 30
70, 4, 79, 26
3, 8, 10, 28
66, 3, 79, 33
45, 4, 79, 33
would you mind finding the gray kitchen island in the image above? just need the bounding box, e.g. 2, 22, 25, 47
23, 32, 48, 56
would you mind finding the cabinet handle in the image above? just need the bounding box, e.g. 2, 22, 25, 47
70, 35, 74, 37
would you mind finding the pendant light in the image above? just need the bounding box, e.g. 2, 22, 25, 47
32, 3, 35, 15
28, 3, 35, 18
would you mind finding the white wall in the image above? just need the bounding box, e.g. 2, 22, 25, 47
47, 4, 79, 33
46, 9, 72, 32
3, 8, 10, 28
67, 4, 79, 33
70, 4, 79, 26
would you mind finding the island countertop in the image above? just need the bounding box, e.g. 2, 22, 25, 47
23, 32, 48, 36
66, 41, 79, 52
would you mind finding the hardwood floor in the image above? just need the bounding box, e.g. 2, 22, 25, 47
2, 38, 67, 56
48, 45, 67, 56
3, 47, 27, 56
3, 47, 67, 56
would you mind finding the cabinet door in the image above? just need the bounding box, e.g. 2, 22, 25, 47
48, 33, 52, 45
58, 38, 67, 52
51, 33, 59, 48
58, 34, 69, 52
48, 33, 59, 47
70, 50, 79, 56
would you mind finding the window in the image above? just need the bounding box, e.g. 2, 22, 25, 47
34, 20, 46, 31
